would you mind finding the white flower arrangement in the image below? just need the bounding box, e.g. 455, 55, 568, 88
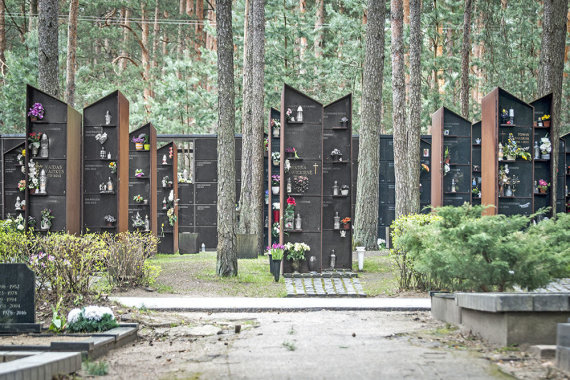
95, 132, 108, 145
67, 306, 115, 324
284, 159, 291, 173
539, 136, 551, 155
271, 152, 280, 161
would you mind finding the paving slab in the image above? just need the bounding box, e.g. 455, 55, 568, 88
111, 296, 430, 312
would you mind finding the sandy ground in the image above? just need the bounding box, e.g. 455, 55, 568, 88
72, 310, 569, 380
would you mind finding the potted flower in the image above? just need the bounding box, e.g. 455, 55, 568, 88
537, 179, 550, 194
28, 103, 45, 121
264, 138, 269, 153
18, 180, 26, 192
109, 162, 117, 174
17, 149, 25, 166
539, 135, 551, 160
285, 147, 299, 159
271, 152, 280, 166
331, 148, 342, 162
143, 135, 150, 150
271, 119, 281, 138
271, 175, 280, 195
133, 194, 144, 203
354, 241, 365, 271
284, 197, 295, 231
340, 116, 349, 128
284, 242, 310, 273
271, 222, 280, 238
104, 215, 116, 227
132, 135, 145, 150
268, 243, 285, 281
162, 176, 170, 188
341, 185, 349, 196
28, 132, 42, 157
504, 133, 531, 161
40, 208, 54, 231
27, 216, 36, 230
167, 207, 177, 226
472, 187, 481, 198
132, 212, 144, 228
341, 217, 351, 230
135, 169, 144, 178
541, 114, 551, 128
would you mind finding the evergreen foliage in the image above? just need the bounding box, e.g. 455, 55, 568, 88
391, 204, 570, 292
1, 1, 567, 134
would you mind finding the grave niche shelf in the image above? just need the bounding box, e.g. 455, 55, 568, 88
431, 107, 472, 208
332, 194, 349, 198
82, 90, 130, 233
481, 88, 535, 218
534, 192, 549, 196
331, 127, 348, 130
156, 142, 178, 254
472, 143, 481, 147
285, 229, 303, 233
287, 120, 304, 125
129, 123, 157, 236
25, 87, 82, 232
287, 193, 306, 197
29, 192, 48, 197
533, 159, 549, 163
330, 161, 349, 165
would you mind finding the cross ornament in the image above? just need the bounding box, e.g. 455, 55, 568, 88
313, 163, 319, 175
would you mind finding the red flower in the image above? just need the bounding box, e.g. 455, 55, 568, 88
287, 197, 296, 206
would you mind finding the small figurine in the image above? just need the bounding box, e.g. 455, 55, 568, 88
15, 196, 21, 210
105, 110, 111, 125
162, 154, 168, 165
144, 214, 150, 232
40, 133, 49, 158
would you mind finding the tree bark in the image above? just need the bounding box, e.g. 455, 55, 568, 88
354, 0, 385, 249
195, 0, 204, 52
538, 0, 568, 217
141, 3, 151, 112
119, 7, 129, 72
250, 0, 265, 255
238, 0, 253, 235
391, 0, 410, 219
29, 0, 38, 32
38, 0, 59, 98
314, 0, 324, 58
0, 0, 5, 76
407, 0, 422, 214
460, 0, 473, 119
216, 0, 237, 277
64, 0, 78, 107
152, 4, 160, 68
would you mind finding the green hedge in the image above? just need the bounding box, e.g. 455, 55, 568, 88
391, 205, 570, 292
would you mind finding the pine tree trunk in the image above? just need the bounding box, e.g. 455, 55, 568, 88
152, 5, 159, 68
141, 3, 151, 112
407, 0, 421, 214
238, 0, 253, 235
65, 0, 78, 107
460, 0, 473, 119
314, 0, 324, 58
538, 0, 568, 217
354, 0, 385, 249
38, 0, 59, 98
120, 8, 129, 72
195, 0, 204, 52
0, 0, 5, 76
216, 0, 237, 277
250, 0, 265, 255
29, 0, 38, 32
391, 0, 410, 219
186, 0, 194, 16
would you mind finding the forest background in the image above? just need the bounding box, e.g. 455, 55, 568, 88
0, 0, 569, 136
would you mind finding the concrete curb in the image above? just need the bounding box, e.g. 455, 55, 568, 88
111, 297, 431, 312
0, 324, 138, 360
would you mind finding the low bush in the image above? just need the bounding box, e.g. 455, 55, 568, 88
103, 231, 159, 287
390, 212, 441, 290
392, 204, 570, 292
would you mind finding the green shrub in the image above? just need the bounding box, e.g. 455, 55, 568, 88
0, 221, 30, 264
393, 204, 570, 292
390, 212, 442, 290
103, 232, 158, 287
30, 233, 107, 301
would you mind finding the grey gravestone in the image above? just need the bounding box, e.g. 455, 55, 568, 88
0, 263, 41, 332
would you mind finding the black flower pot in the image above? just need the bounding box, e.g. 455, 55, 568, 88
268, 254, 273, 274
271, 259, 281, 282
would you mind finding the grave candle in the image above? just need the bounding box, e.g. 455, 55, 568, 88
39, 169, 47, 194
40, 133, 49, 158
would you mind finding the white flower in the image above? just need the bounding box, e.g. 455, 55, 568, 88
83, 305, 115, 321
67, 308, 82, 324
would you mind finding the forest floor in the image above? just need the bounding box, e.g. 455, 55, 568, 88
110, 250, 422, 298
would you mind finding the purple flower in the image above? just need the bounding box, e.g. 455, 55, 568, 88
27, 103, 45, 119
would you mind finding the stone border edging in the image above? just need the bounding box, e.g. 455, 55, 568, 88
0, 323, 138, 360
0, 351, 81, 380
